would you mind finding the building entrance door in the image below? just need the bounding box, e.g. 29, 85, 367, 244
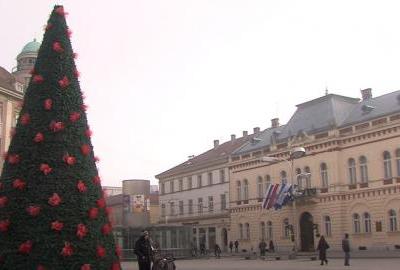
300, 212, 315, 252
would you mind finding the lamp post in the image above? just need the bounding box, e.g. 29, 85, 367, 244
261, 147, 306, 258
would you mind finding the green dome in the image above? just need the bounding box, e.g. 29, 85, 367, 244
21, 39, 41, 53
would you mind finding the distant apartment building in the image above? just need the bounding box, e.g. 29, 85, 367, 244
156, 133, 256, 251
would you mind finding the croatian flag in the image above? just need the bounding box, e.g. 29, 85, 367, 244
262, 184, 273, 209
266, 184, 280, 210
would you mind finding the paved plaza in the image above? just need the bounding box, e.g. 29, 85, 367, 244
122, 257, 400, 270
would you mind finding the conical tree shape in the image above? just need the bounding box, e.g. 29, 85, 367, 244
0, 6, 120, 270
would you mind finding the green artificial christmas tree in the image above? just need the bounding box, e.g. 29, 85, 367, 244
0, 6, 120, 270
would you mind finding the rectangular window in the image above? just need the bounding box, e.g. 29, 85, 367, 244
208, 196, 214, 212
220, 169, 225, 183
179, 179, 183, 191
198, 198, 203, 214
220, 194, 227, 210
188, 199, 193, 214
188, 176, 192, 189
170, 181, 175, 193
197, 175, 202, 188
208, 172, 213, 185
179, 201, 184, 215
161, 183, 165, 194
161, 204, 166, 217
170, 202, 175, 216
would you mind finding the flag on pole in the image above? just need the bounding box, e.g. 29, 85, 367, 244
266, 184, 280, 210
262, 184, 273, 209
274, 184, 292, 210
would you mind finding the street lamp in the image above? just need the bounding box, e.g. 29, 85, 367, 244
260, 146, 306, 258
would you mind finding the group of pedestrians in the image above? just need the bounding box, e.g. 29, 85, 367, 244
317, 233, 351, 266
133, 230, 352, 269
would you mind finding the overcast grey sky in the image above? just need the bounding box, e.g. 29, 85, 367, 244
1, 0, 400, 186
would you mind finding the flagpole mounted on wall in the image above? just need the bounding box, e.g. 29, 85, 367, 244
259, 147, 306, 259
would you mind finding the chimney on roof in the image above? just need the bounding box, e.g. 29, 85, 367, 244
231, 134, 236, 141
242, 130, 248, 137
361, 88, 372, 100
271, 118, 280, 128
253, 127, 260, 134
213, 139, 219, 148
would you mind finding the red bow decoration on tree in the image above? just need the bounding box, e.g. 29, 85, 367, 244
13, 179, 26, 190
40, 164, 52, 175
48, 193, 61, 206
34, 132, 44, 143
26, 205, 41, 217
51, 221, 64, 232
58, 76, 70, 88
8, 154, 20, 164
61, 242, 73, 257
44, 99, 53, 110
77, 181, 87, 193
63, 154, 76, 165
69, 112, 81, 122
88, 208, 99, 219
0, 219, 10, 232
19, 240, 33, 254
52, 42, 64, 53
0, 196, 8, 208
33, 75, 44, 84
76, 223, 88, 240
49, 121, 65, 132
96, 245, 106, 258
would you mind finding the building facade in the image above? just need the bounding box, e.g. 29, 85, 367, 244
229, 89, 400, 252
156, 133, 256, 251
0, 39, 39, 170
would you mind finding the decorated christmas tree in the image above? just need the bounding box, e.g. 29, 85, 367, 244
0, 6, 120, 270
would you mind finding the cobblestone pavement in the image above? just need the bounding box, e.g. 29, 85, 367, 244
122, 257, 400, 270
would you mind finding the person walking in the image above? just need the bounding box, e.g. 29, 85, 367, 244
229, 241, 234, 253
214, 244, 222, 258
342, 233, 351, 266
234, 240, 239, 253
317, 235, 330, 265
269, 240, 275, 253
259, 240, 267, 256
134, 230, 153, 270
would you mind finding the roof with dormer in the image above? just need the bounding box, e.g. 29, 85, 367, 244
234, 91, 400, 155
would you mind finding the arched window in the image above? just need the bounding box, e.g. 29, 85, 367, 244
265, 175, 271, 193
239, 223, 243, 239
348, 158, 357, 184
257, 176, 264, 198
353, 213, 361, 233
245, 223, 250, 240
383, 151, 393, 179
323, 216, 332, 237
295, 168, 302, 189
260, 222, 266, 240
280, 171, 287, 185
363, 212, 371, 233
283, 218, 290, 238
396, 149, 400, 177
320, 163, 328, 188
389, 209, 398, 232
236, 181, 242, 201
304, 166, 311, 188
243, 179, 249, 201
359, 156, 368, 183
266, 221, 273, 240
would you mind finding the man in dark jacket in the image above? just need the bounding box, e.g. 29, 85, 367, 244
135, 230, 153, 270
342, 233, 350, 266
234, 240, 239, 253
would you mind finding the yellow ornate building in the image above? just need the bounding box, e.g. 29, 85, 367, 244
0, 39, 39, 169
229, 89, 400, 252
